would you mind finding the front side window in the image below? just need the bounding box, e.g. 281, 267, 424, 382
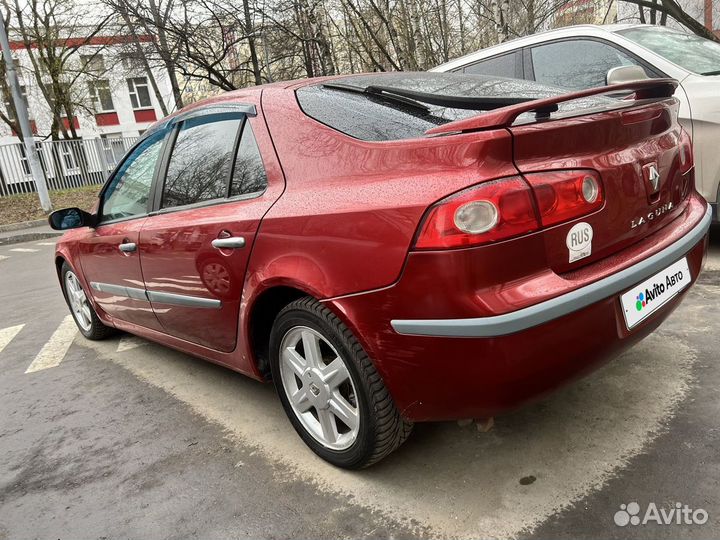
618, 27, 720, 75
127, 77, 152, 109
88, 79, 114, 112
100, 130, 165, 222
531, 39, 646, 90
230, 121, 268, 197
161, 116, 243, 209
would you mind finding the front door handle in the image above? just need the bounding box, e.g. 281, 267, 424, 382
211, 237, 246, 250
119, 242, 137, 253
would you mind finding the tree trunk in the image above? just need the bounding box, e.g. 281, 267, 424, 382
457, 0, 466, 53
147, 0, 185, 108
118, 7, 170, 116
242, 0, 263, 85
623, 0, 720, 42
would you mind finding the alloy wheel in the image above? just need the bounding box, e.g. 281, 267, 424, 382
278, 326, 360, 450
65, 271, 93, 332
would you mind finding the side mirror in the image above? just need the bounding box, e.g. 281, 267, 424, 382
607, 65, 649, 86
48, 207, 95, 230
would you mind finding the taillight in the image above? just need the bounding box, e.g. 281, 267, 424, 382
524, 170, 604, 227
678, 129, 693, 175
414, 176, 540, 249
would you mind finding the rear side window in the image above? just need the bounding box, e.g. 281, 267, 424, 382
463, 52, 521, 79
161, 116, 242, 209
530, 39, 647, 90
230, 121, 268, 197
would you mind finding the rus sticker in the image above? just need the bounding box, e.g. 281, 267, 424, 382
566, 222, 593, 263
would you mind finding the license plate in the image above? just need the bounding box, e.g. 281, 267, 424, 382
620, 257, 691, 329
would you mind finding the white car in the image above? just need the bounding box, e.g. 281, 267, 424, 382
432, 24, 720, 221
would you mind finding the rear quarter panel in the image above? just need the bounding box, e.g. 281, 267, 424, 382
248, 86, 519, 299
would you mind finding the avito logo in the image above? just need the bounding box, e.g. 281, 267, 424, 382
635, 292, 646, 312
634, 269, 685, 312
614, 501, 709, 527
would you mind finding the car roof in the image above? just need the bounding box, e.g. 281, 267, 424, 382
431, 23, 647, 72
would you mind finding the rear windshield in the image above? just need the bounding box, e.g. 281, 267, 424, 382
296, 72, 614, 141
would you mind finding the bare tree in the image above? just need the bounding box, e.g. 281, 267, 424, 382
3, 0, 113, 140
622, 0, 719, 42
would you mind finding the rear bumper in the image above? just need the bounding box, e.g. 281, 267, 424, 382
327, 197, 710, 422
391, 204, 712, 337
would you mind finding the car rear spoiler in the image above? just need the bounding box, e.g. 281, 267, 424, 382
424, 78, 679, 137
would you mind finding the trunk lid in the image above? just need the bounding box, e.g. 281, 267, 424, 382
509, 98, 691, 273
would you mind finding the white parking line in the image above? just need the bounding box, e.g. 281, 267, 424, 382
36, 241, 56, 246
0, 324, 24, 354
0, 255, 8, 262
25, 316, 77, 374
116, 335, 149, 352
10, 248, 39, 253
83, 332, 696, 539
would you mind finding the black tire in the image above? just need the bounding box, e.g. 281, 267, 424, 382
60, 261, 116, 340
269, 296, 412, 469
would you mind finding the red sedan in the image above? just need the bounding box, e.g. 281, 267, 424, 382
50, 73, 711, 468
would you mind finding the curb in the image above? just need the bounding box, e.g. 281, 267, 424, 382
0, 231, 61, 246
0, 218, 48, 233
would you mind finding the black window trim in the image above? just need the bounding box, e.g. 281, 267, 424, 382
523, 36, 666, 86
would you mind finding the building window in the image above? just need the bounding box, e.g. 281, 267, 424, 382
47, 82, 74, 119
3, 85, 31, 121
120, 53, 144, 72
127, 77, 152, 109
80, 54, 105, 74
88, 79, 114, 112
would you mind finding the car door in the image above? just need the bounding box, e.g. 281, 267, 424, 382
526, 38, 659, 90
138, 105, 280, 352
78, 128, 169, 331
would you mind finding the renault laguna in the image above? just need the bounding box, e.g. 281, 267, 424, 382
49, 72, 711, 468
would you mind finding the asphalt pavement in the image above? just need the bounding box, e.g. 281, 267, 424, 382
0, 227, 718, 540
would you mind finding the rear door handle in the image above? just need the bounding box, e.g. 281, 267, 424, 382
211, 237, 246, 249
119, 242, 137, 253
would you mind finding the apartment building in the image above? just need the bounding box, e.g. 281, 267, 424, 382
1, 33, 174, 147
0, 32, 176, 195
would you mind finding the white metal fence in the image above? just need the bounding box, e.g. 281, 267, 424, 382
0, 136, 138, 197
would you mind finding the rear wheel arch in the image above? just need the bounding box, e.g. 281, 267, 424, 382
246, 285, 390, 395
247, 285, 310, 379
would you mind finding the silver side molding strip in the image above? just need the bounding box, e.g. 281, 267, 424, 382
91, 282, 148, 301
90, 282, 222, 309
391, 205, 712, 338
147, 290, 222, 309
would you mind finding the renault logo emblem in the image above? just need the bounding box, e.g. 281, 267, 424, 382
642, 162, 661, 197
648, 164, 660, 191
